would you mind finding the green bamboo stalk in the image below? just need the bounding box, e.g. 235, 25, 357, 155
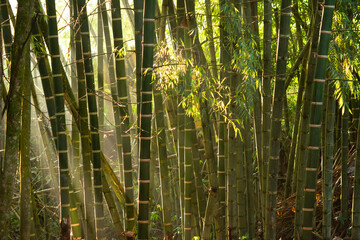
183, 29, 193, 240
354, 98, 359, 145
228, 94, 238, 239
69, 0, 84, 236
352, 104, 360, 238
293, 1, 321, 236
97, 0, 124, 189
153, 87, 174, 238
336, 104, 342, 157
217, 0, 230, 238
0, 1, 35, 237
76, 1, 105, 237
102, 174, 125, 238
184, 114, 193, 240
20, 41, 31, 240
341, 104, 349, 221
191, 180, 201, 236
167, 0, 177, 46
135, 0, 144, 129
159, 0, 168, 42
204, 0, 218, 80
98, 0, 105, 149
265, 1, 292, 238
137, 1, 155, 239
301, 1, 336, 238
153, 4, 174, 235
164, 96, 181, 228
349, 96, 359, 146
246, 1, 263, 224
109, 0, 136, 231
236, 136, 248, 236
190, 120, 206, 224
177, 1, 186, 233
73, 0, 96, 237
322, 81, 335, 239
243, 118, 256, 238
45, 1, 73, 236
261, 0, 272, 228
69, 185, 83, 239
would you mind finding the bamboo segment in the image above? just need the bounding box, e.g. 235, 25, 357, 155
294, 1, 321, 236
98, 0, 124, 189
177, 1, 186, 233
154, 87, 174, 238
322, 82, 335, 240
228, 97, 238, 239
349, 96, 359, 146
218, 0, 230, 237
301, 1, 336, 238
341, 105, 349, 220
73, 0, 96, 237
261, 0, 272, 229
183, 29, 193, 240
243, 119, 256, 238
135, 0, 144, 128
97, 0, 105, 149
236, 137, 248, 236
265, 0, 292, 238
137, 1, 155, 239
204, 0, 218, 81
352, 106, 360, 238
102, 174, 125, 237
109, 0, 135, 231
45, 0, 73, 237
69, 0, 84, 236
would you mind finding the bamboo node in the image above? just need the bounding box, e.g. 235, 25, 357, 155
304, 188, 316, 192
324, 5, 335, 9
311, 101, 323, 105
302, 227, 313, 232
309, 124, 321, 128
307, 146, 320, 150
138, 220, 149, 224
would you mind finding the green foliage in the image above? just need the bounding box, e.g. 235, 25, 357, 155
31, 35, 47, 56
329, 2, 360, 108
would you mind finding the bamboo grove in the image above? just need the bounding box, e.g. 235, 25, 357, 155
0, 0, 360, 239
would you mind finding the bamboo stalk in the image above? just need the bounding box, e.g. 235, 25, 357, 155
301, 1, 336, 238
137, 1, 156, 239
